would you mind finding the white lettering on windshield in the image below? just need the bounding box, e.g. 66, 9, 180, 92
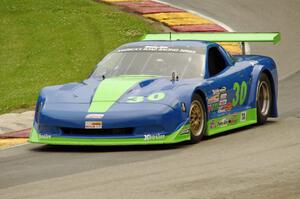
118, 46, 196, 54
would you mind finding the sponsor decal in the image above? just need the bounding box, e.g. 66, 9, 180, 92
218, 101, 232, 113
85, 114, 104, 119
228, 113, 238, 125
212, 87, 226, 95
118, 47, 143, 52
118, 46, 197, 54
144, 46, 178, 52
219, 99, 227, 106
207, 108, 256, 135
209, 81, 249, 114
240, 111, 247, 122
210, 120, 216, 129
208, 104, 211, 111
218, 106, 226, 113
225, 102, 233, 111
208, 102, 219, 112
180, 127, 190, 135
39, 134, 51, 139
144, 133, 165, 141
208, 87, 229, 113
220, 93, 227, 100
218, 118, 229, 127
212, 113, 239, 128
85, 121, 102, 129
208, 95, 220, 104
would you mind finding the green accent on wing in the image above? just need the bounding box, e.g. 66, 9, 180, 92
142, 32, 281, 44
88, 75, 158, 113
29, 124, 190, 146
207, 108, 257, 136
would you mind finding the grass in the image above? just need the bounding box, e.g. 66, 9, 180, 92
0, 0, 158, 114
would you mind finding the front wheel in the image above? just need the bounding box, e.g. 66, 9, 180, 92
189, 94, 207, 143
256, 73, 272, 124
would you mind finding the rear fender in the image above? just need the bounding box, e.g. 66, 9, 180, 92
250, 64, 278, 117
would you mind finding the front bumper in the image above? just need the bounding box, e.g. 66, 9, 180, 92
29, 124, 190, 146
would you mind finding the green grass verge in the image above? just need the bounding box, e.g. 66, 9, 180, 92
0, 0, 158, 114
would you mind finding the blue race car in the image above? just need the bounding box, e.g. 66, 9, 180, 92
29, 32, 280, 145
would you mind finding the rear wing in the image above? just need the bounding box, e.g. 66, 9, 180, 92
141, 32, 280, 54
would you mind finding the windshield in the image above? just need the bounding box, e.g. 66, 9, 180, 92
91, 45, 205, 79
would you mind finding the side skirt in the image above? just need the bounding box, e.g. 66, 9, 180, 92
206, 108, 257, 136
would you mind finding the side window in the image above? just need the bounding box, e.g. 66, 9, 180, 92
207, 47, 227, 77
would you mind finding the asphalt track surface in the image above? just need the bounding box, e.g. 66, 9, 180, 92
1, 1, 300, 198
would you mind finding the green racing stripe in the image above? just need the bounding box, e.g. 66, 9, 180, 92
88, 75, 158, 113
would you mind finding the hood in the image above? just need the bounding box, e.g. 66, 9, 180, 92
40, 78, 100, 104
41, 75, 204, 113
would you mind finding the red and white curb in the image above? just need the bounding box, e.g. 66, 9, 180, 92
101, 0, 248, 54
0, 112, 32, 149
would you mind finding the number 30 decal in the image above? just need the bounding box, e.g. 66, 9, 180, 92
126, 92, 166, 103
232, 81, 248, 107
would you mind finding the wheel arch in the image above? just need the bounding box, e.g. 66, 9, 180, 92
189, 88, 208, 141
192, 89, 207, 109
192, 89, 209, 121
260, 69, 278, 117
251, 65, 278, 118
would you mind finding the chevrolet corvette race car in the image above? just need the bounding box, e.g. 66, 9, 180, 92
30, 32, 280, 145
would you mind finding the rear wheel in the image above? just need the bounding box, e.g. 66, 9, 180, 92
256, 73, 272, 124
189, 94, 207, 143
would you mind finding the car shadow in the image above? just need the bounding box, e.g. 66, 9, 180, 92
30, 142, 190, 153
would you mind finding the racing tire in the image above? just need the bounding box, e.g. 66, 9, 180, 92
256, 73, 272, 124
189, 94, 207, 143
